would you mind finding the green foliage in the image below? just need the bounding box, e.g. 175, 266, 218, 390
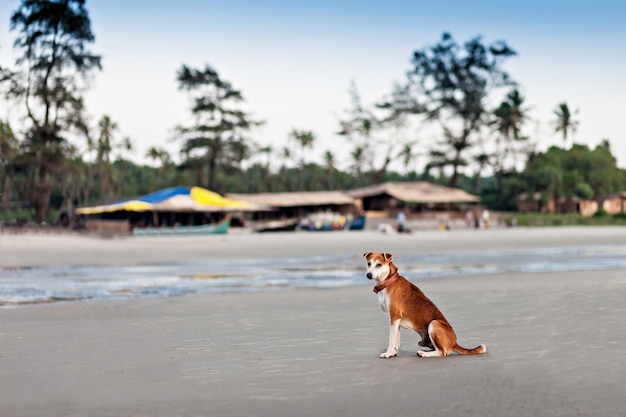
553, 102, 579, 146
573, 182, 594, 199
404, 32, 516, 187
522, 144, 625, 201
7, 0, 101, 222
593, 208, 609, 218
175, 64, 263, 192
0, 208, 33, 222
481, 175, 527, 211
338, 82, 415, 183
503, 213, 626, 227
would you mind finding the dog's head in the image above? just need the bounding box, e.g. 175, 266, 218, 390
363, 251, 396, 284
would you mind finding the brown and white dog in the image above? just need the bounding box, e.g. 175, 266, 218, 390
364, 251, 486, 358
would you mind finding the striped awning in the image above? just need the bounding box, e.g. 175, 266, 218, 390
76, 186, 255, 215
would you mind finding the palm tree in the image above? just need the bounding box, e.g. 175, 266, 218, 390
350, 146, 365, 182
397, 141, 418, 174
145, 146, 172, 190
289, 129, 316, 166
114, 136, 134, 195
96, 115, 118, 198
279, 146, 293, 191
491, 89, 529, 190
323, 150, 336, 189
493, 89, 528, 141
553, 102, 579, 147
323, 150, 335, 174
472, 152, 491, 192
257, 145, 273, 171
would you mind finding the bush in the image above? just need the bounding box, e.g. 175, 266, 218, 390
0, 208, 34, 223
502, 212, 626, 227
593, 208, 609, 218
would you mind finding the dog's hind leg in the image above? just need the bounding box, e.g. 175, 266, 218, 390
417, 330, 434, 351
417, 320, 452, 357
380, 320, 401, 358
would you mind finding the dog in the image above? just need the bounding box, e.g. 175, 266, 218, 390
364, 251, 486, 358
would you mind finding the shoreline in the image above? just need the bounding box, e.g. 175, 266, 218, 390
2, 225, 626, 268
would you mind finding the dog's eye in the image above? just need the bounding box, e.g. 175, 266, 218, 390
376, 263, 382, 268
367, 262, 371, 267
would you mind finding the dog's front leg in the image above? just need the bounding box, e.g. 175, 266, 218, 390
380, 320, 400, 358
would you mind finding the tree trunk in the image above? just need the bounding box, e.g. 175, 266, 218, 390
449, 149, 462, 188
207, 156, 216, 191
1, 175, 11, 204
35, 162, 49, 223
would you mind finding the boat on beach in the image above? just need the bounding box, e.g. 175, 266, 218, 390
133, 216, 230, 236
255, 218, 300, 233
347, 214, 366, 230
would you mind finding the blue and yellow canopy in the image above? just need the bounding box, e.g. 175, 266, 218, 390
76, 186, 254, 215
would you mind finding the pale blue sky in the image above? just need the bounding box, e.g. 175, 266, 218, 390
1, 0, 625, 171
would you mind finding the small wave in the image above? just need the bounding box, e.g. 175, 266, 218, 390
2, 245, 626, 306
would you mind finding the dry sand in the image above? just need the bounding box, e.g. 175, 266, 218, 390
1, 227, 626, 416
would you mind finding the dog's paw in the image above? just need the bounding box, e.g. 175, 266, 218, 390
380, 352, 397, 359
417, 350, 426, 357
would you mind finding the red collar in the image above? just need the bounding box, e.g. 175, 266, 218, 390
373, 272, 400, 294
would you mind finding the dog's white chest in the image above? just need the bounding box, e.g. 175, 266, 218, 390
377, 290, 389, 312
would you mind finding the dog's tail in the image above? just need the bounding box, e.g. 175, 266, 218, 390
453, 343, 487, 355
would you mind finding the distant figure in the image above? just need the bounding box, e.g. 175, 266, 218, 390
465, 210, 474, 228
482, 209, 491, 228
396, 210, 406, 233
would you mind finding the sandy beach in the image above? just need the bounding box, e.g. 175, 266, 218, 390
2, 227, 626, 416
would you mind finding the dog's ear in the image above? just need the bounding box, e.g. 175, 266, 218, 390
363, 251, 373, 259
383, 253, 394, 262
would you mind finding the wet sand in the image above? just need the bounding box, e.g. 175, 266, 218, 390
1, 227, 626, 416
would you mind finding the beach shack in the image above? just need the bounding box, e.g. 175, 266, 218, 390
76, 186, 257, 235
517, 192, 598, 216
346, 181, 479, 219
599, 192, 626, 215
226, 191, 358, 221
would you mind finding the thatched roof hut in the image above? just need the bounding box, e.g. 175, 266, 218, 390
226, 191, 358, 220
347, 181, 479, 212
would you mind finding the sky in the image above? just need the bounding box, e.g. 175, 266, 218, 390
1, 0, 625, 173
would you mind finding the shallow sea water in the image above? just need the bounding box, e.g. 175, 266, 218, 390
2, 245, 626, 306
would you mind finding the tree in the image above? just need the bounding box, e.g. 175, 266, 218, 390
288, 129, 316, 166
323, 150, 335, 174
145, 146, 172, 191
397, 141, 419, 174
472, 152, 491, 192
0, 121, 18, 204
8, 0, 101, 222
113, 136, 133, 196
338, 81, 416, 183
490, 88, 529, 199
95, 115, 118, 198
523, 144, 624, 206
553, 102, 579, 146
405, 32, 516, 187
146, 146, 171, 168
57, 144, 87, 221
175, 64, 263, 192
